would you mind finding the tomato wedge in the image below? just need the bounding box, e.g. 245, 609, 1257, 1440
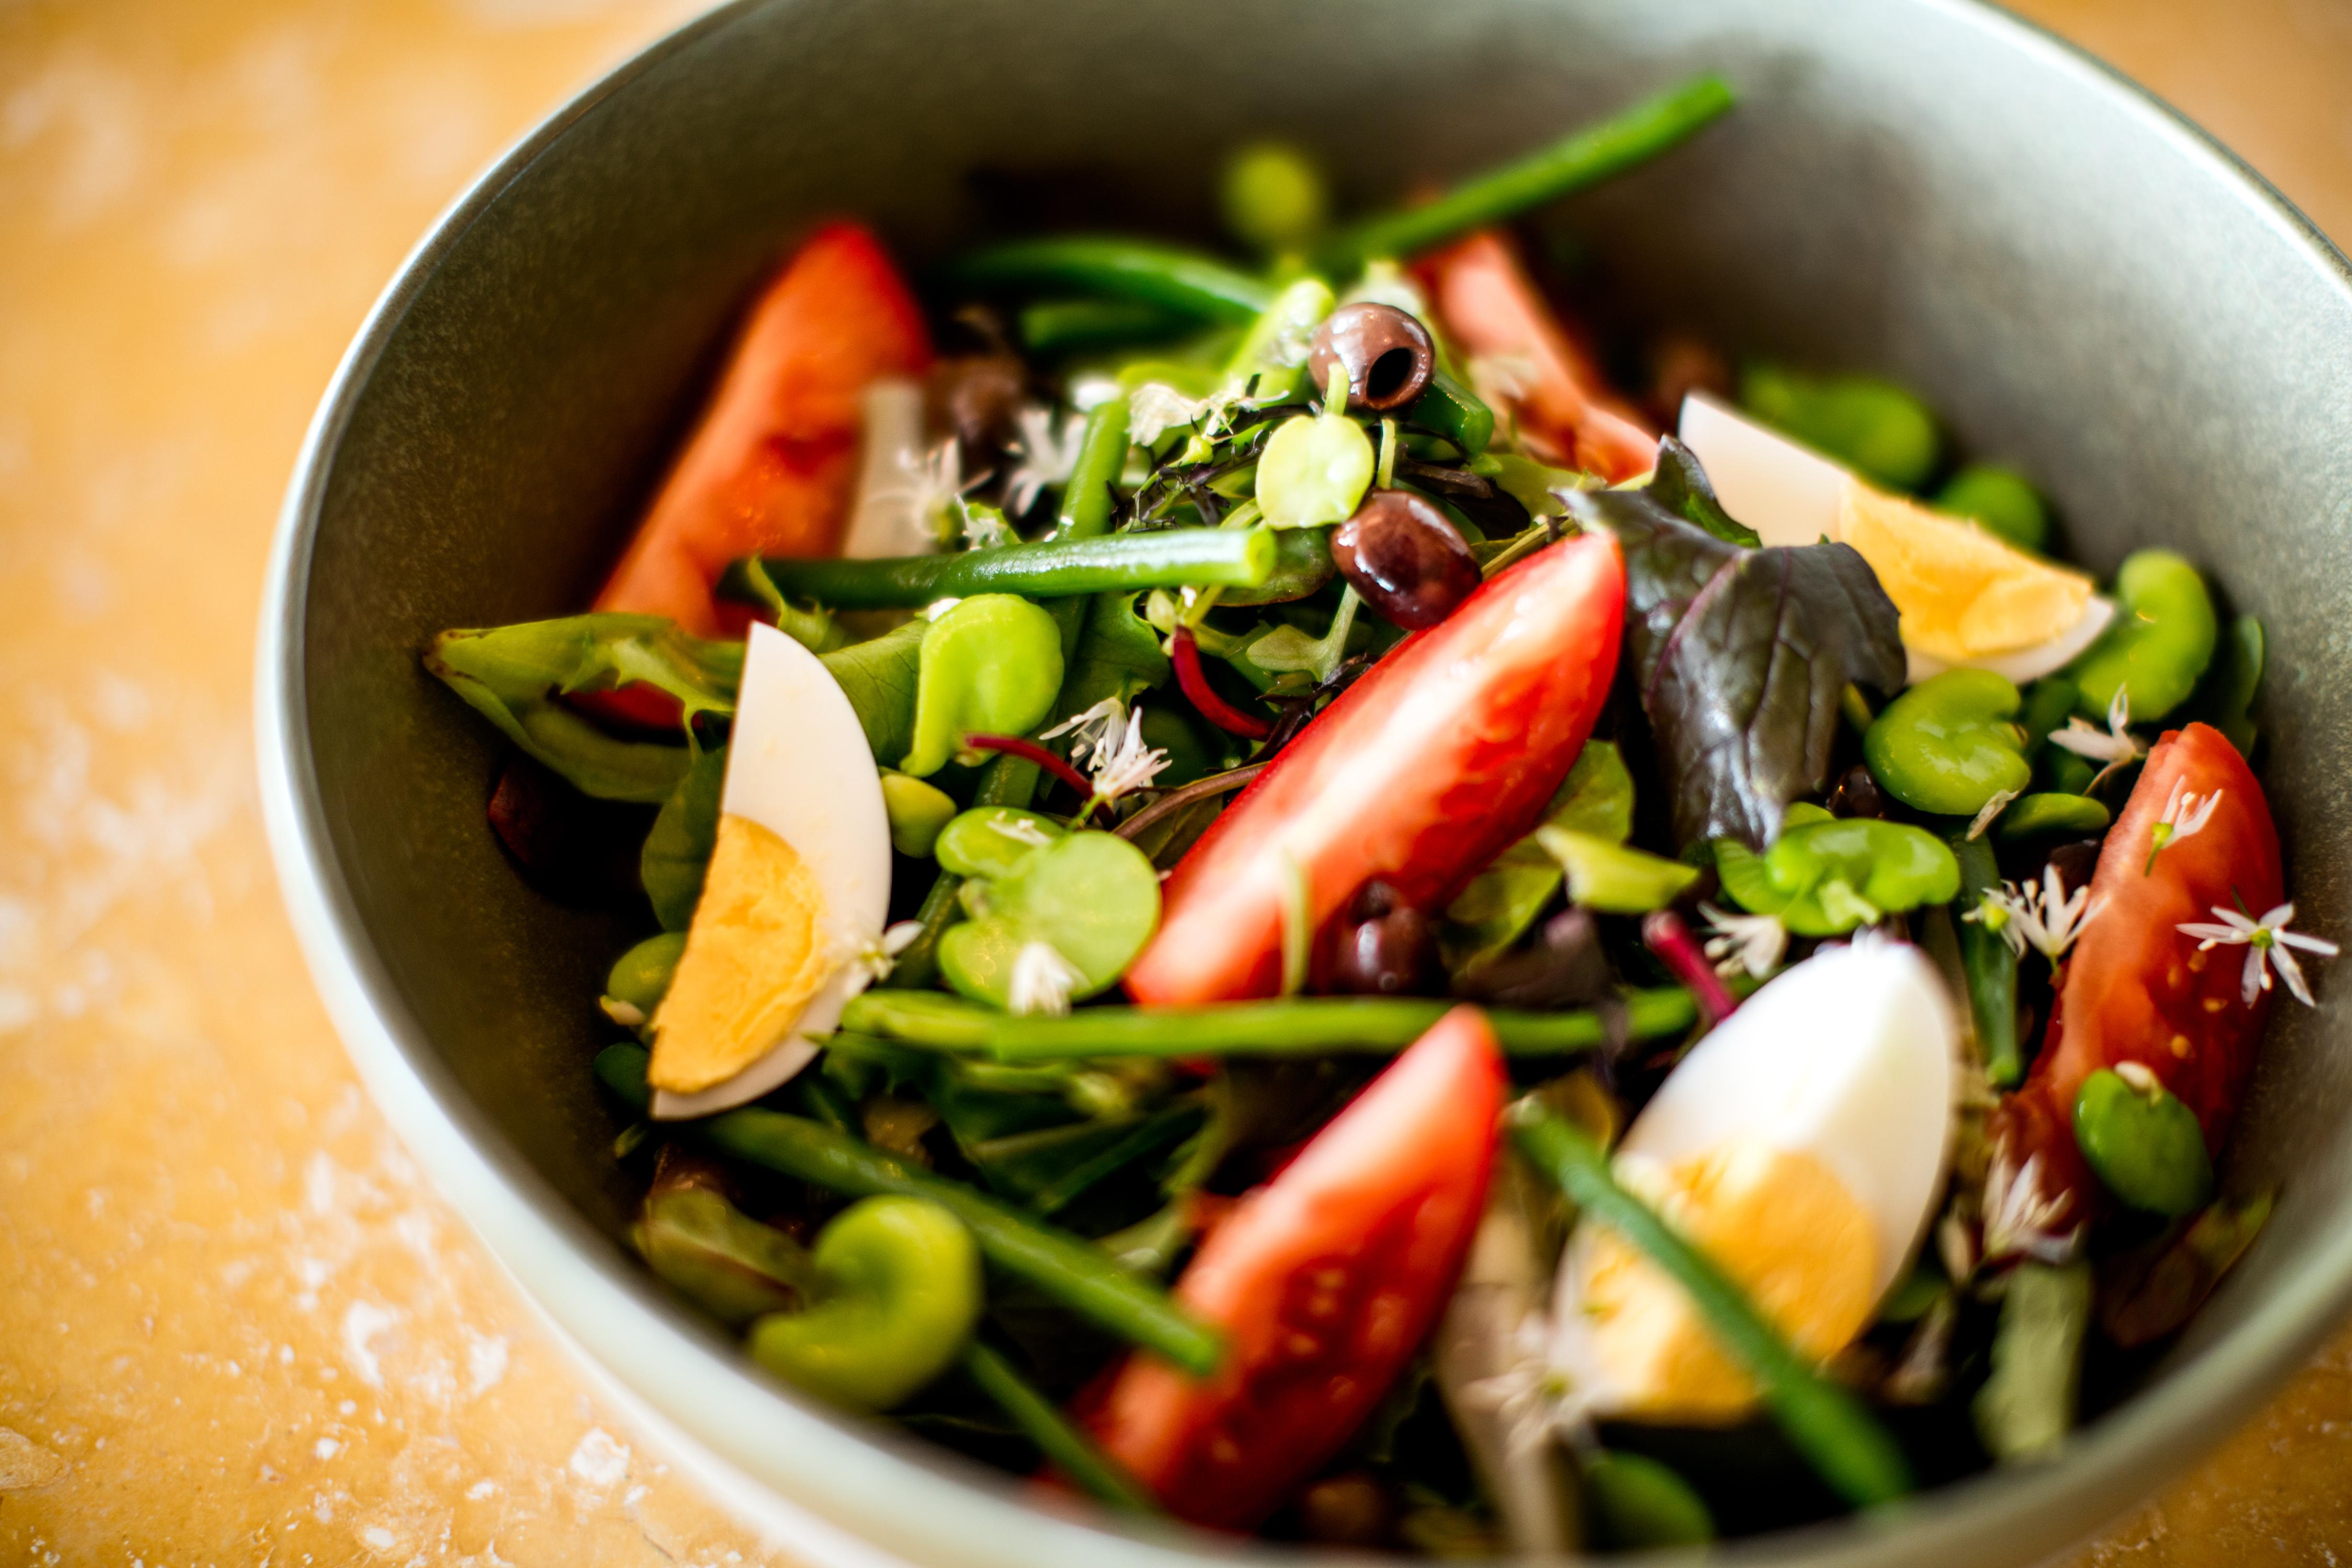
1414, 229, 1657, 482
1086, 1007, 1504, 1530
1991, 722, 2282, 1241
1126, 532, 1624, 1006
596, 221, 932, 640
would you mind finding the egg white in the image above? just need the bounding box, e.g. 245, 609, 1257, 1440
1677, 391, 2111, 685
650, 620, 892, 1120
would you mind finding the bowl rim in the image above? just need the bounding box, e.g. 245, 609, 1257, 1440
255, 1, 2352, 1562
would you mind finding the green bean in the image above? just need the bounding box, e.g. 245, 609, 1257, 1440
1020, 298, 1192, 355
1318, 75, 1736, 272
950, 237, 1277, 324
962, 1342, 1158, 1512
1408, 367, 1495, 456
594, 1045, 1222, 1376
1054, 398, 1132, 543
836, 986, 1704, 1059
724, 527, 1277, 610
1952, 834, 2022, 1087
1506, 1102, 1913, 1508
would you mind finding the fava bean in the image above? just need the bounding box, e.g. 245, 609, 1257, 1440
1936, 464, 2049, 552
606, 931, 688, 1020
2066, 549, 2217, 723
747, 1195, 982, 1410
901, 596, 1065, 777
1739, 363, 1940, 491
1864, 669, 2031, 816
933, 806, 1067, 881
2074, 1067, 2215, 1217
1716, 813, 1961, 936
634, 1183, 816, 1329
881, 774, 959, 859
1996, 791, 2111, 840
939, 832, 1162, 1011
1221, 141, 1330, 255
1258, 400, 1376, 529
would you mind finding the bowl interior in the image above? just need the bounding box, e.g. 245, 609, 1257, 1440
277, 0, 2352, 1563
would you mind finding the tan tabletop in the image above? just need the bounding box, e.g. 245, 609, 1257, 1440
3, 2, 2348, 1562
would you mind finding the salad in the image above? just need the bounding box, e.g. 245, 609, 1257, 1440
424, 73, 2331, 1552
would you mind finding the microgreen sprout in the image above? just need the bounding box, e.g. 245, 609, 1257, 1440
2047, 686, 2146, 791
2177, 900, 2338, 1007
1004, 406, 1087, 514
1007, 941, 1086, 1017
2143, 780, 2222, 875
1698, 902, 1788, 979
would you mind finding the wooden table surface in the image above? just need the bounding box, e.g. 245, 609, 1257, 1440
3, 2, 2348, 1562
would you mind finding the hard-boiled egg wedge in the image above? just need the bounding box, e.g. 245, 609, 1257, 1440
1678, 392, 2112, 685
649, 621, 891, 1119
1551, 941, 1957, 1422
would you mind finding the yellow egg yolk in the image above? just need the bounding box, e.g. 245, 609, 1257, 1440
648, 813, 834, 1094
1581, 1139, 1877, 1422
1837, 479, 2092, 663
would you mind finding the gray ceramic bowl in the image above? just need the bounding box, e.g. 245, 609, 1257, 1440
258, 0, 2352, 1561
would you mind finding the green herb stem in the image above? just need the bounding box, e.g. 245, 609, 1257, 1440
1506, 1101, 1912, 1508
595, 1044, 1223, 1377
962, 1342, 1158, 1511
837, 987, 1704, 1059
1318, 74, 1736, 272
950, 237, 1278, 324
723, 527, 1277, 610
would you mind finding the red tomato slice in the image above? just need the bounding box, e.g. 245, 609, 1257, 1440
1414, 229, 1657, 483
1125, 532, 1624, 1006
1991, 722, 2282, 1238
596, 221, 932, 640
1086, 1007, 1504, 1530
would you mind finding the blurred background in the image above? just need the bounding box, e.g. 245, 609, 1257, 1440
2, 1, 2349, 1562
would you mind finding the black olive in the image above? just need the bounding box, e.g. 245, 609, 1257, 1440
1828, 764, 1887, 819
1451, 908, 1615, 1010
1307, 302, 1435, 413
1327, 880, 1438, 995
926, 352, 1028, 483
1331, 489, 1481, 629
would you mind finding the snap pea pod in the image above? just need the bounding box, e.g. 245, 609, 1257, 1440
594, 1044, 1222, 1376
949, 237, 1277, 324
723, 527, 1277, 610
425, 614, 742, 802
1317, 74, 1736, 273
836, 986, 1705, 1059
961, 1342, 1157, 1512
1952, 834, 2022, 1087
1506, 1102, 1912, 1508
